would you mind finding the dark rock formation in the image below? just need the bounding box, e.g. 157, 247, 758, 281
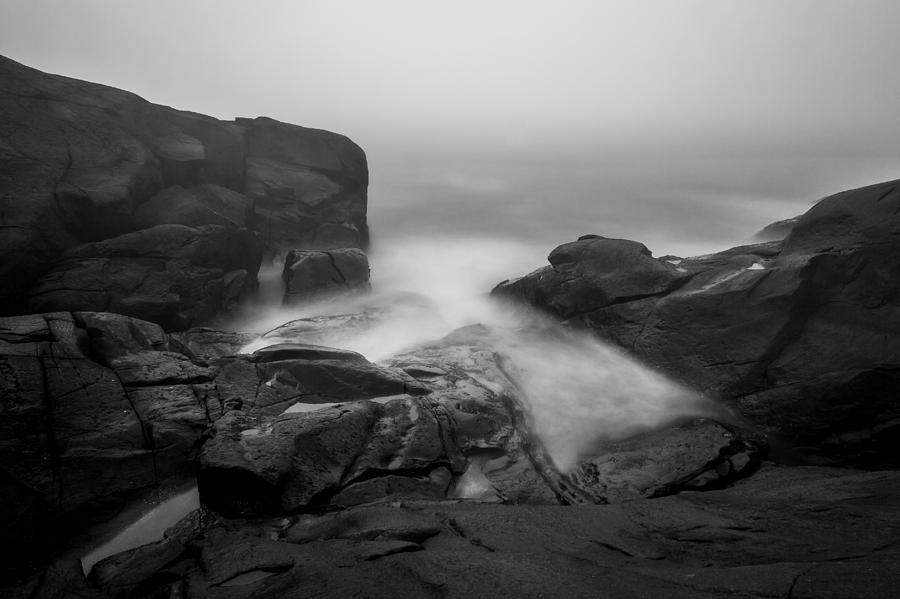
493, 179, 900, 464
0, 312, 216, 581
242, 117, 368, 252
493, 236, 693, 319
10, 465, 899, 598
169, 327, 255, 364
569, 418, 764, 502
282, 248, 370, 304
213, 342, 430, 417
25, 224, 263, 331
132, 184, 254, 229
199, 397, 466, 515
0, 55, 367, 316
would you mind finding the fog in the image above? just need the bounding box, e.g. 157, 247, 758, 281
235, 234, 715, 472
3, 1, 898, 257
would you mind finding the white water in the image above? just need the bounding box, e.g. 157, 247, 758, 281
233, 233, 713, 472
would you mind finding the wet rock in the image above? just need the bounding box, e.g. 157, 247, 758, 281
332, 467, 454, 506
198, 396, 466, 516
260, 292, 432, 349
384, 325, 580, 506
493, 236, 693, 319
212, 343, 430, 416
282, 248, 370, 304
169, 327, 255, 363
0, 312, 214, 582
569, 418, 765, 502
26, 224, 263, 331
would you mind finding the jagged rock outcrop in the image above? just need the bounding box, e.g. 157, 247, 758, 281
0, 313, 431, 579
25, 224, 263, 331
199, 397, 466, 515
282, 248, 370, 304
0, 54, 367, 316
0, 312, 216, 581
493, 179, 900, 464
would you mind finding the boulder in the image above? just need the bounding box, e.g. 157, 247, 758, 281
212, 342, 430, 417
383, 325, 576, 506
198, 396, 466, 516
282, 248, 370, 304
26, 224, 263, 331
493, 236, 692, 319
492, 179, 900, 464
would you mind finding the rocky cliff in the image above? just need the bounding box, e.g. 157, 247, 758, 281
493, 179, 900, 465
0, 55, 368, 321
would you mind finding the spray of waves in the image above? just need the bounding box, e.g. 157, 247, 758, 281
231, 234, 714, 472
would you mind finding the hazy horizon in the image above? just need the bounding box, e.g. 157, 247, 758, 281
2, 0, 898, 259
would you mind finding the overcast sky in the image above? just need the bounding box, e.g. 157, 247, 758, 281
2, 0, 898, 255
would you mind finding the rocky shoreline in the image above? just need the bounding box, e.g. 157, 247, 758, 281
1, 56, 898, 598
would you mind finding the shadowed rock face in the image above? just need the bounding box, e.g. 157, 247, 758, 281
0, 312, 216, 580
0, 54, 368, 316
25, 224, 263, 331
493, 179, 900, 464
133, 184, 254, 229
